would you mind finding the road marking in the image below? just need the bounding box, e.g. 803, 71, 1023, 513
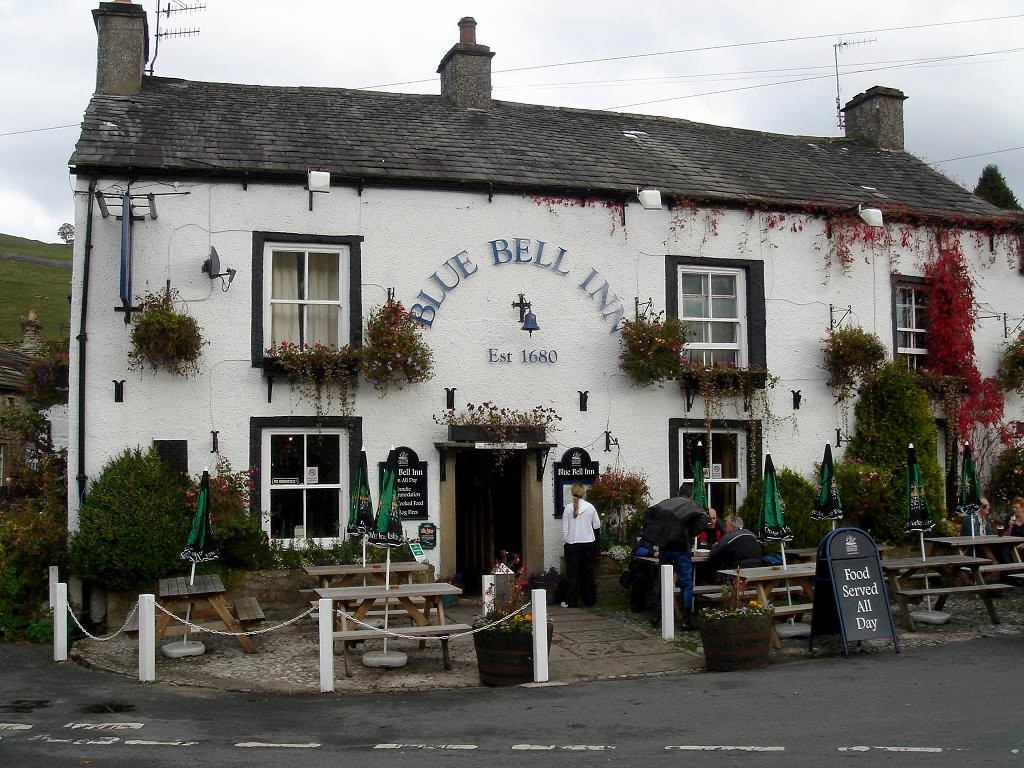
667, 745, 785, 752
64, 722, 145, 730
33, 734, 120, 746
839, 746, 943, 753
125, 739, 198, 747
0, 723, 32, 730
236, 742, 321, 748
374, 744, 478, 750
512, 745, 615, 751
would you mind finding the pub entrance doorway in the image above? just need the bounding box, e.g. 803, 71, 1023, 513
454, 450, 523, 594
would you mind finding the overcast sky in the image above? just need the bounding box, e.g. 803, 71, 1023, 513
1, 1, 1022, 244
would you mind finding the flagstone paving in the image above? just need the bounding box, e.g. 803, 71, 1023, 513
71, 590, 1024, 694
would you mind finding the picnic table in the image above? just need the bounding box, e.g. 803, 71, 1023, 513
880, 554, 1013, 631
716, 562, 816, 648
925, 535, 1024, 579
314, 582, 468, 676
785, 544, 894, 563
303, 561, 431, 589
154, 574, 262, 654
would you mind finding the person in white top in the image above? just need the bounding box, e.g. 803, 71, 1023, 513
561, 483, 601, 608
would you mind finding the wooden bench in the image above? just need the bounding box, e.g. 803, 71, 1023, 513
979, 562, 1024, 576
1008, 573, 1024, 585
332, 623, 472, 677
893, 583, 1013, 629
772, 602, 813, 619
233, 597, 265, 627
124, 596, 265, 633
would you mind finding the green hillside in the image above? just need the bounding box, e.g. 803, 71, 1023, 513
0, 233, 73, 343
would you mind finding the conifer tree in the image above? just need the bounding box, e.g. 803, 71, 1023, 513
973, 164, 1022, 210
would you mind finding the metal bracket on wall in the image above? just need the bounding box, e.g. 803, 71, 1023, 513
681, 380, 697, 412
835, 427, 853, 448
578, 390, 589, 411
211, 430, 219, 453
112, 379, 125, 402
829, 304, 852, 329
438, 447, 448, 482
536, 447, 551, 481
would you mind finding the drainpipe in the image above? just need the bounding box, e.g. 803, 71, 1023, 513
76, 178, 96, 504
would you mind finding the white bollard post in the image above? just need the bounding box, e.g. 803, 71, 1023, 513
481, 575, 495, 614
660, 564, 675, 641
319, 598, 334, 693
531, 588, 549, 683
53, 582, 67, 662
48, 566, 59, 610
138, 594, 155, 682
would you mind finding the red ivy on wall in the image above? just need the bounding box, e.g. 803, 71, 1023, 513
922, 232, 1005, 439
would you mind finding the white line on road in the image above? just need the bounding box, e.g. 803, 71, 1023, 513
839, 746, 943, 753
64, 722, 145, 730
667, 745, 786, 752
374, 744, 478, 750
512, 744, 615, 751
236, 742, 321, 748
125, 739, 198, 746
0, 723, 32, 730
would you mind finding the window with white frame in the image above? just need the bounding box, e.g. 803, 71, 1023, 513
895, 284, 929, 370
261, 429, 347, 541
678, 267, 746, 366
680, 430, 746, 517
265, 244, 348, 348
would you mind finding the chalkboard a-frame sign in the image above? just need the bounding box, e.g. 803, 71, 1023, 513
810, 528, 899, 657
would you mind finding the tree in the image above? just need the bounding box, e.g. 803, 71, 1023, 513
57, 222, 75, 245
973, 165, 1022, 211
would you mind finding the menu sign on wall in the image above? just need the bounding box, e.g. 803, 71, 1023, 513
551, 447, 600, 518
811, 528, 898, 656
379, 446, 429, 521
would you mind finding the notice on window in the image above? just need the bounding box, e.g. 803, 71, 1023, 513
305, 466, 319, 484
711, 464, 722, 480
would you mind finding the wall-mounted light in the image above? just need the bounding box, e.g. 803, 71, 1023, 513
857, 204, 883, 228
512, 293, 540, 337
307, 169, 331, 211
636, 187, 662, 210
201, 246, 236, 292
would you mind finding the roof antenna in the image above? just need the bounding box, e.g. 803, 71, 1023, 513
833, 37, 876, 128
148, 1, 206, 76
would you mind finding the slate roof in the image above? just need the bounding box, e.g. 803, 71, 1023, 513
0, 346, 29, 395
70, 76, 1011, 221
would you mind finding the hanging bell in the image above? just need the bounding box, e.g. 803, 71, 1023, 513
521, 309, 540, 336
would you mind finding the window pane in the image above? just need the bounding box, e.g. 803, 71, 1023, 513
682, 296, 709, 318
271, 252, 301, 300
306, 434, 340, 485
270, 434, 303, 483
710, 274, 735, 296
898, 305, 914, 328
710, 349, 738, 366
711, 296, 737, 318
269, 488, 303, 538
681, 273, 707, 297
307, 252, 339, 301
305, 305, 339, 346
307, 489, 340, 538
709, 322, 737, 344
270, 304, 300, 347
687, 321, 709, 343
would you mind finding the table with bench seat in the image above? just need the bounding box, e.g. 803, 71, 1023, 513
924, 535, 1024, 579
303, 561, 431, 589
152, 574, 263, 654
716, 563, 816, 648
314, 582, 468, 677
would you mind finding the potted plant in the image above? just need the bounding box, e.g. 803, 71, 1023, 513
128, 287, 204, 377
264, 340, 360, 418
361, 297, 434, 396
434, 402, 561, 444
618, 309, 689, 386
996, 331, 1024, 395
472, 553, 553, 686
822, 325, 886, 398
696, 567, 774, 671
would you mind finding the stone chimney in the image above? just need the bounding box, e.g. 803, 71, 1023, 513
20, 311, 43, 353
92, 0, 149, 96
842, 86, 908, 151
437, 17, 495, 108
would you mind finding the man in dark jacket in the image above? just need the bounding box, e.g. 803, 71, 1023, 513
639, 485, 707, 630
707, 514, 764, 573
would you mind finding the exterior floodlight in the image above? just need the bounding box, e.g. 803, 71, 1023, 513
857, 204, 883, 228
308, 170, 331, 192
637, 188, 662, 210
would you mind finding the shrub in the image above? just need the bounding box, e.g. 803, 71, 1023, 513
22, 339, 69, 409
185, 459, 271, 570
989, 443, 1024, 519
738, 467, 828, 549
586, 466, 650, 550
70, 447, 191, 591
833, 459, 899, 541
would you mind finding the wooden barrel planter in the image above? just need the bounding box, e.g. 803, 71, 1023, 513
698, 614, 773, 672
473, 623, 554, 686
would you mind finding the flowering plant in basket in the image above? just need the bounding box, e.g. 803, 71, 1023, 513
618, 310, 689, 386
697, 567, 774, 623
473, 552, 535, 634
265, 340, 360, 417
361, 298, 434, 396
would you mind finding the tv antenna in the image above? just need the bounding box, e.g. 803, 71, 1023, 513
148, 1, 206, 76
833, 37, 876, 128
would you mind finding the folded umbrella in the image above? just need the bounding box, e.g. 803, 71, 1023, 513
811, 443, 843, 526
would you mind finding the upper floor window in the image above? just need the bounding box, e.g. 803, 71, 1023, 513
678, 267, 747, 366
895, 283, 929, 370
267, 246, 346, 347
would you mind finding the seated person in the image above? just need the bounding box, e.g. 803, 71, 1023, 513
960, 496, 993, 536
707, 514, 764, 573
695, 506, 725, 549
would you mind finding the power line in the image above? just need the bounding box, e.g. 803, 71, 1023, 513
357, 12, 1024, 90
0, 124, 79, 138
929, 147, 1024, 164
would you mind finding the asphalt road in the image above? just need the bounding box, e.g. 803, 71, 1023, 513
1, 636, 1022, 767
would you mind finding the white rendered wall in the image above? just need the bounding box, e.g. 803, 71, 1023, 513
67, 176, 1024, 571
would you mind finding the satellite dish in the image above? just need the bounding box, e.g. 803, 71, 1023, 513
202, 246, 221, 278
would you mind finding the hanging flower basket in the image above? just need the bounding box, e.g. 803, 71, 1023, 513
360, 297, 434, 396
996, 331, 1024, 395
618, 310, 689, 386
822, 326, 886, 398
128, 287, 204, 377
